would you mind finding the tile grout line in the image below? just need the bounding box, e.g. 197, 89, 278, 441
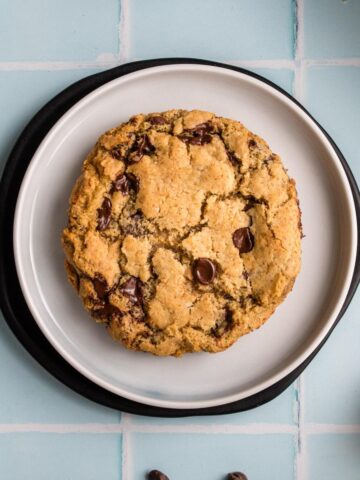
119, 0, 131, 63
0, 58, 359, 72
293, 1, 306, 480
121, 413, 132, 480
0, 422, 359, 434
295, 375, 306, 480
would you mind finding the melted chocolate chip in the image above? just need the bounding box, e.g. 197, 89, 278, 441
243, 195, 258, 211
193, 258, 216, 285
127, 173, 140, 193
178, 122, 214, 146
148, 470, 169, 480
111, 145, 126, 160
111, 173, 139, 195
120, 276, 143, 304
97, 197, 112, 231
212, 309, 233, 338
92, 303, 122, 320
232, 227, 254, 253
248, 139, 257, 148
111, 174, 129, 194
227, 472, 248, 480
129, 135, 155, 163
227, 151, 239, 166
92, 276, 108, 300
148, 116, 166, 125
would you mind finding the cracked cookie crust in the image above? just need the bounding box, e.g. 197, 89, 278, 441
62, 109, 302, 356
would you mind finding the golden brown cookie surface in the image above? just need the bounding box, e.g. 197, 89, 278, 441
62, 109, 301, 356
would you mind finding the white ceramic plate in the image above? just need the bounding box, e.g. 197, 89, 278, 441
14, 64, 357, 409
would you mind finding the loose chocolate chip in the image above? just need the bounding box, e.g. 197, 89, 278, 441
93, 276, 108, 300
227, 472, 248, 480
178, 122, 214, 145
120, 276, 143, 304
248, 139, 257, 148
148, 470, 169, 480
193, 258, 216, 285
148, 116, 166, 125
92, 303, 122, 320
232, 227, 254, 253
129, 135, 155, 163
97, 197, 112, 231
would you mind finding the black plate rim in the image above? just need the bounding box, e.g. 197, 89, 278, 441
0, 57, 359, 417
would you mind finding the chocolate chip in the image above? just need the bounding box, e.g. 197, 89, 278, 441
148, 116, 166, 125
111, 173, 139, 195
212, 308, 233, 338
92, 276, 108, 300
97, 197, 112, 231
193, 258, 216, 285
120, 276, 143, 304
178, 122, 214, 145
248, 139, 257, 148
227, 151, 239, 166
92, 303, 122, 320
111, 174, 129, 195
148, 470, 169, 480
111, 145, 126, 160
129, 135, 155, 163
232, 227, 254, 253
227, 472, 248, 480
127, 173, 140, 193
131, 209, 143, 221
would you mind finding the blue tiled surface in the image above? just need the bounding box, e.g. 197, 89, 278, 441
304, 66, 360, 180
0, 68, 108, 177
0, 433, 121, 480
0, 1, 359, 479
0, 314, 119, 423
129, 0, 295, 60
132, 384, 296, 426
304, 0, 360, 59
250, 68, 294, 94
131, 433, 295, 480
0, 0, 120, 61
304, 293, 360, 425
308, 435, 360, 480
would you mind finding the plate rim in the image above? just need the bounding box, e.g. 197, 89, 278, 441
13, 63, 358, 409
1, 58, 359, 415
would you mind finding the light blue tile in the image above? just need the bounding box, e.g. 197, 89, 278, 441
304, 0, 360, 59
0, 433, 121, 480
0, 314, 119, 423
132, 383, 296, 425
250, 68, 294, 94
131, 433, 295, 480
304, 67, 360, 183
0, 68, 108, 177
129, 0, 295, 60
304, 291, 360, 424
0, 0, 119, 61
308, 435, 360, 480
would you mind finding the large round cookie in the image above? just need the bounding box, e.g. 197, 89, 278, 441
62, 109, 301, 356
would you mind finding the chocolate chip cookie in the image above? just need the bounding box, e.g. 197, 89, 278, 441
62, 109, 302, 356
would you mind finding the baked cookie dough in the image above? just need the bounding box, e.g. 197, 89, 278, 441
62, 109, 301, 356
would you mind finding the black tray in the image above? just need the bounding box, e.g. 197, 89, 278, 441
1, 58, 359, 417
